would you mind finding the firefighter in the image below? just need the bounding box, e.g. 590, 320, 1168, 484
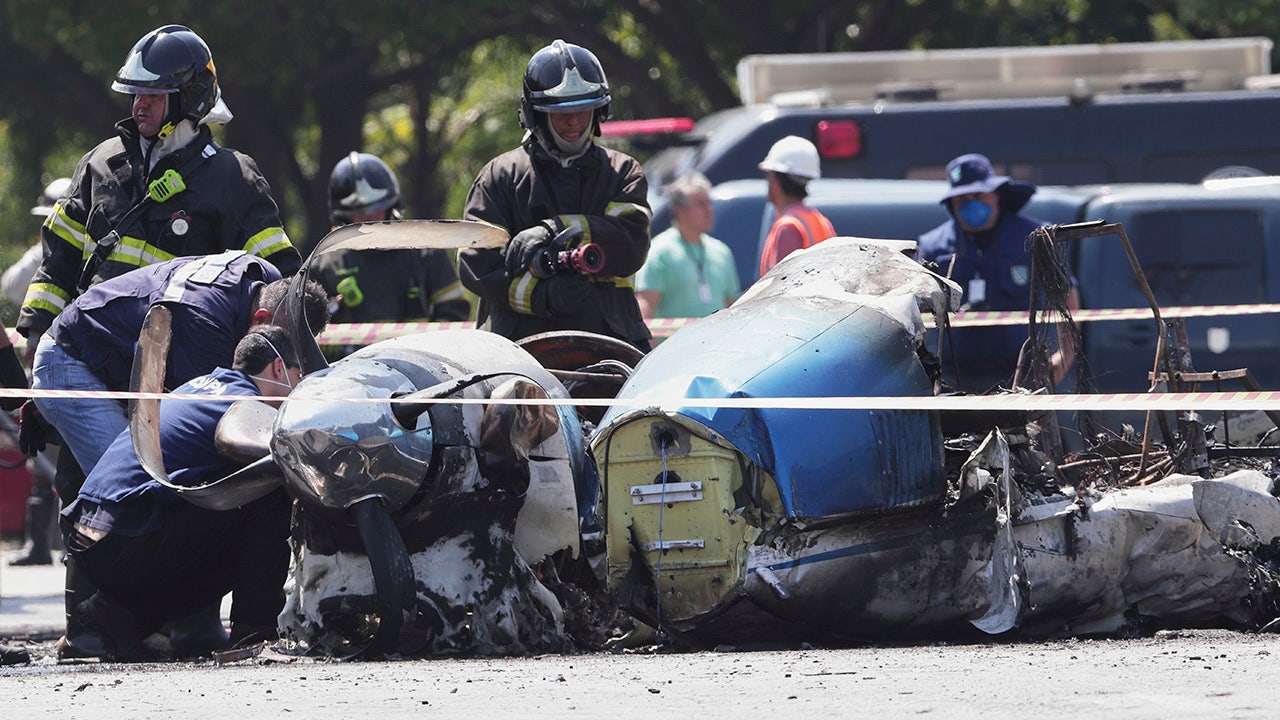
3, 179, 70, 567
16, 24, 300, 365
310, 152, 469, 344
459, 40, 652, 351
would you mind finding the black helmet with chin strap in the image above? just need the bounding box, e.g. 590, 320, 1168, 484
112, 24, 220, 136
519, 40, 612, 138
328, 152, 403, 225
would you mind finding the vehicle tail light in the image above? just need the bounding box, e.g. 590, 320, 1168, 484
599, 117, 696, 137
816, 120, 861, 159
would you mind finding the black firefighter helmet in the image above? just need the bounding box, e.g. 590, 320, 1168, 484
519, 39, 612, 135
112, 25, 221, 135
328, 152, 403, 226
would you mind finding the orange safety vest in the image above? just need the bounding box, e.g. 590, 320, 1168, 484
759, 205, 837, 275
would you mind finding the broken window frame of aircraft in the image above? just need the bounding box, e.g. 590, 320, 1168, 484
618, 37, 1280, 235
591, 236, 1280, 648
1030, 219, 1234, 475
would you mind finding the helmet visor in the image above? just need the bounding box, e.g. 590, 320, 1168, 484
113, 45, 184, 94
530, 67, 607, 113
111, 80, 177, 95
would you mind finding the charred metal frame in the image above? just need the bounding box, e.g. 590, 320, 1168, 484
1029, 220, 1280, 479
1026, 221, 1171, 476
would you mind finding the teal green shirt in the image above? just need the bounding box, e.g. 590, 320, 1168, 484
636, 227, 741, 319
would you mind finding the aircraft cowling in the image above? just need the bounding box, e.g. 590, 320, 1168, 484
273, 355, 435, 520
272, 329, 587, 657
593, 238, 965, 639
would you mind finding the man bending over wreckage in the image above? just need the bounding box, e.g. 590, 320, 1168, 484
60, 328, 301, 661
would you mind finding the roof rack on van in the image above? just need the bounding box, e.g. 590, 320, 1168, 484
737, 37, 1274, 106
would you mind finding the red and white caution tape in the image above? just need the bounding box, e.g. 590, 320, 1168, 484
302, 302, 1280, 345
7, 386, 1280, 413
12, 302, 1272, 349
937, 303, 1280, 328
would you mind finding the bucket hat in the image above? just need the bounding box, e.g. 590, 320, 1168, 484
941, 153, 1010, 201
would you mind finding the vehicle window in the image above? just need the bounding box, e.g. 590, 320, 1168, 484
644, 147, 697, 191
1127, 209, 1265, 306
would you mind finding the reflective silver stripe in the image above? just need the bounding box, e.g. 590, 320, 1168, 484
605, 201, 651, 220
109, 235, 176, 268
557, 214, 591, 243
431, 281, 467, 305
159, 250, 245, 303
509, 273, 538, 314
22, 284, 70, 314
48, 205, 89, 251
243, 227, 291, 257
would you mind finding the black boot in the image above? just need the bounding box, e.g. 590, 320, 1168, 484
0, 643, 31, 666
66, 592, 146, 662
57, 553, 107, 660
9, 496, 55, 566
167, 602, 230, 657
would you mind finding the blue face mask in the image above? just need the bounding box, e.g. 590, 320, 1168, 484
956, 198, 993, 228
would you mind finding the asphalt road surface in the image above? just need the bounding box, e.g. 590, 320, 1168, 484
4, 549, 1279, 717
2, 629, 1278, 718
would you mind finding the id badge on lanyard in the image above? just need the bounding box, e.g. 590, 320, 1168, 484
968, 276, 986, 305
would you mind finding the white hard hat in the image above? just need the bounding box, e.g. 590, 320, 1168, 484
758, 135, 821, 180
32, 177, 73, 217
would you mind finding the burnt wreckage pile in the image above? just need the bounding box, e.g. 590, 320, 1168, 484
592, 224, 1280, 648
121, 221, 1280, 660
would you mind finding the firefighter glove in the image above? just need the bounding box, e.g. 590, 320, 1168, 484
505, 221, 557, 278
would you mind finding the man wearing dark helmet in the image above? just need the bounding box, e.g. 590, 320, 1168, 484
310, 152, 469, 344
16, 25, 301, 365
459, 39, 652, 351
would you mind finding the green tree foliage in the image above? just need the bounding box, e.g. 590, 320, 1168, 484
1, 0, 1278, 269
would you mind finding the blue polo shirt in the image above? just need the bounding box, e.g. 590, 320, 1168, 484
64, 368, 259, 537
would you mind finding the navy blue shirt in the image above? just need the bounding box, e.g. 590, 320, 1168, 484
917, 212, 1050, 388
50, 251, 280, 391
64, 368, 259, 537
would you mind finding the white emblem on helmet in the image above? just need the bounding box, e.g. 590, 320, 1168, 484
341, 178, 390, 209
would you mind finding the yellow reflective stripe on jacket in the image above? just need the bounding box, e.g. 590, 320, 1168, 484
431, 280, 467, 305
508, 273, 538, 315
556, 214, 590, 243
556, 204, 650, 245
45, 203, 88, 252
243, 226, 293, 258
102, 235, 178, 268
21, 281, 72, 315
605, 200, 650, 221
589, 275, 633, 289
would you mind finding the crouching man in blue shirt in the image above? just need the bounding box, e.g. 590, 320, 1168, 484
61, 326, 301, 661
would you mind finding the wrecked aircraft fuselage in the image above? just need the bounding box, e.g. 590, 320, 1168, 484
271, 326, 589, 657
592, 238, 1280, 645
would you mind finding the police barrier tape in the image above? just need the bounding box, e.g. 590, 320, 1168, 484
297, 302, 1280, 346
5, 302, 1279, 350
7, 386, 1280, 413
